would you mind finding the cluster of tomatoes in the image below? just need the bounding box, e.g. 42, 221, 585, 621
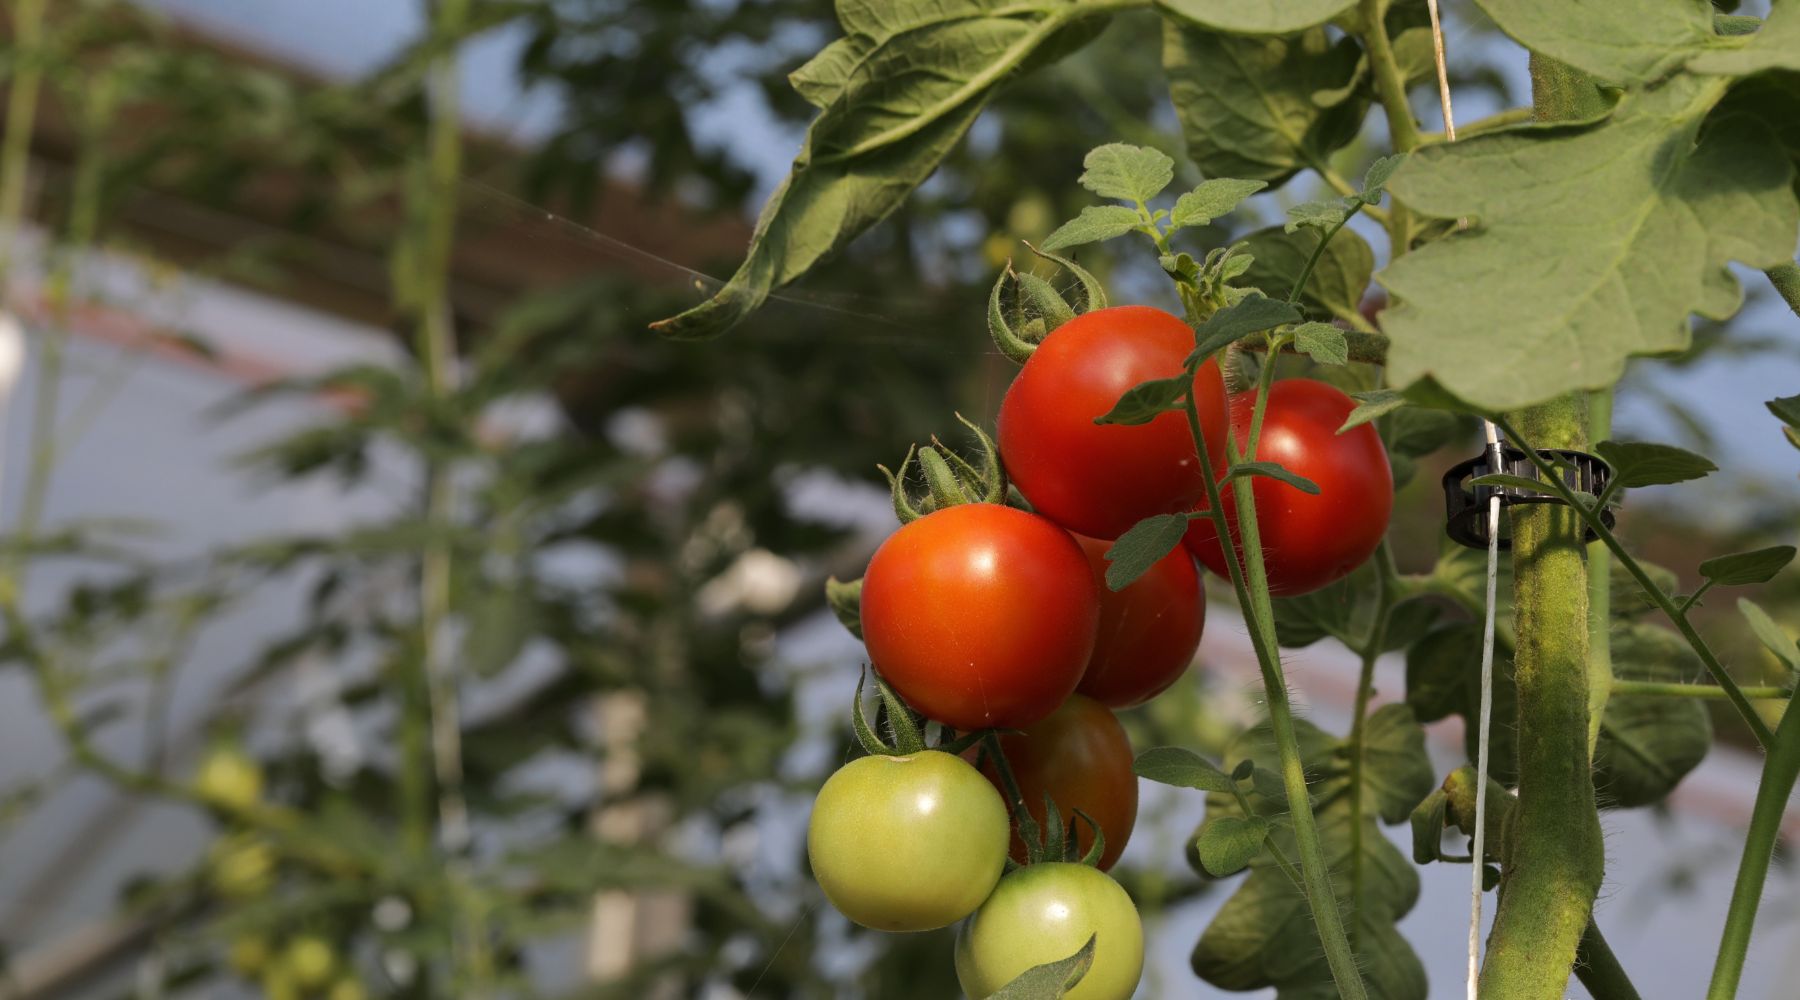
807, 304, 1391, 999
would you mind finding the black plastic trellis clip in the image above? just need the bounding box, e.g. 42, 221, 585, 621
1442, 444, 1616, 550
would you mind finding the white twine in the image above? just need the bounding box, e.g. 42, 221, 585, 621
1418, 1, 1503, 994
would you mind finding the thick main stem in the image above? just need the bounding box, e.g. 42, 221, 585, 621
1479, 404, 1603, 997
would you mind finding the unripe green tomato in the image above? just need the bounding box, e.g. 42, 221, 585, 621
208, 833, 276, 899
807, 749, 1008, 932
280, 935, 336, 991
227, 935, 271, 976
955, 862, 1143, 1000
195, 745, 263, 812
261, 967, 300, 1000
327, 975, 369, 1000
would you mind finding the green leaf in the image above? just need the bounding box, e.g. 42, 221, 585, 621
1041, 204, 1146, 251
1598, 624, 1714, 808
1163, 22, 1368, 186
1239, 225, 1376, 326
1767, 394, 1800, 431
1158, 0, 1357, 34
1409, 787, 1449, 865
1360, 704, 1435, 824
1104, 514, 1191, 591
1192, 721, 1426, 999
987, 935, 1095, 999
1195, 815, 1270, 877
1224, 461, 1321, 495
1339, 389, 1406, 431
1699, 545, 1797, 586
825, 576, 863, 639
1739, 597, 1800, 673
1380, 76, 1800, 411
1469, 473, 1552, 493
1690, 0, 1800, 76
1612, 557, 1679, 620
1292, 322, 1348, 365
1476, 0, 1716, 85
1135, 746, 1235, 793
1093, 375, 1191, 426
1285, 198, 1351, 233
1170, 178, 1268, 230
1594, 440, 1718, 489
1385, 407, 1468, 460
1405, 623, 1521, 787
1077, 142, 1174, 203
1358, 153, 1407, 201
1191, 296, 1303, 359
652, 1, 1112, 338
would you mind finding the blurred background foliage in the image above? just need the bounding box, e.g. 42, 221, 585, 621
0, 1, 1794, 998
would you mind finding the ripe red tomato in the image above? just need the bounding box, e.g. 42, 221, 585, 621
998, 305, 1229, 540
976, 694, 1137, 870
1072, 534, 1204, 707
1184, 378, 1392, 596
861, 503, 1098, 730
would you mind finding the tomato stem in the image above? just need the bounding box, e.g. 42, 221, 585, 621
1707, 686, 1800, 999
1181, 349, 1368, 1000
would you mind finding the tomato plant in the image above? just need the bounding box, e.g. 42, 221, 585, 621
998, 305, 1230, 540
1184, 379, 1393, 596
975, 693, 1137, 871
807, 749, 1009, 932
1072, 532, 1204, 707
859, 502, 1098, 730
954, 862, 1144, 1000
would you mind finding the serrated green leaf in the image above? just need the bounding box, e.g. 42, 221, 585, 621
1093, 375, 1191, 426
1225, 461, 1321, 495
1285, 198, 1350, 233
1170, 178, 1268, 230
1690, 0, 1800, 76
1164, 22, 1368, 186
1469, 473, 1551, 493
1385, 406, 1467, 460
1105, 514, 1191, 591
1699, 545, 1797, 586
1476, 0, 1717, 85
1738, 597, 1800, 673
1380, 76, 1799, 411
1078, 142, 1174, 203
1195, 815, 1270, 877
1595, 440, 1718, 489
1358, 153, 1407, 200
652, 1, 1112, 337
1598, 624, 1714, 808
1239, 225, 1376, 326
1292, 322, 1348, 365
1135, 746, 1235, 793
1041, 204, 1146, 251
1339, 389, 1406, 431
987, 934, 1095, 999
1191, 296, 1303, 358
1361, 704, 1435, 824
1157, 0, 1357, 34
1767, 394, 1800, 431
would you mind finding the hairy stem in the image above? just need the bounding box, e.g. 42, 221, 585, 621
1586, 390, 1613, 756
1479, 389, 1603, 998
1708, 691, 1800, 999
1575, 920, 1643, 1000
0, 0, 48, 301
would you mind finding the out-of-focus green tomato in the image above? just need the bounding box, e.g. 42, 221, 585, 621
280, 935, 336, 990
195, 745, 263, 812
208, 833, 276, 899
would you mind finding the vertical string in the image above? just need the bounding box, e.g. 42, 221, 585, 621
1419, 0, 1502, 994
